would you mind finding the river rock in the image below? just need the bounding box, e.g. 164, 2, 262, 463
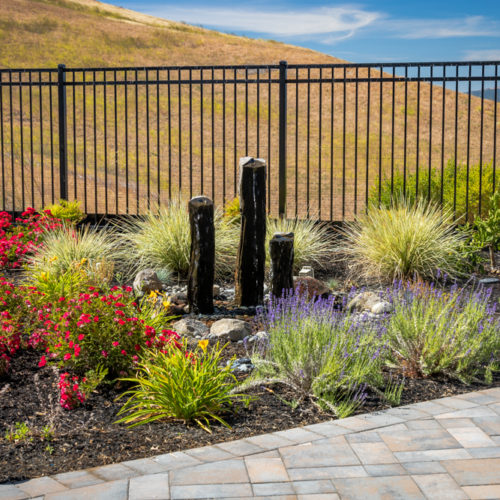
172, 318, 209, 338
133, 269, 164, 296
210, 318, 252, 342
370, 301, 393, 314
293, 276, 330, 299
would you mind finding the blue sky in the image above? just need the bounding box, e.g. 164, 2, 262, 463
110, 0, 500, 63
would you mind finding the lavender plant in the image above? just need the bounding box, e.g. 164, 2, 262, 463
247, 291, 386, 417
385, 280, 500, 383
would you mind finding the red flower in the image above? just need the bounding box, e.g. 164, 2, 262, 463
38, 355, 47, 367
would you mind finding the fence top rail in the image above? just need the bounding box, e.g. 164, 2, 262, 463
1, 60, 500, 74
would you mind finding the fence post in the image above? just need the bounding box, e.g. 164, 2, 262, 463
278, 60, 288, 217
57, 64, 68, 201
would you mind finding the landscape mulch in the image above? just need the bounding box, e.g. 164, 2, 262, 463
1, 344, 499, 483
1, 268, 499, 483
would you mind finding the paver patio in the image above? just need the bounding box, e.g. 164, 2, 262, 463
2, 387, 500, 499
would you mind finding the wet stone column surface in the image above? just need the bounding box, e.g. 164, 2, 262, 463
187, 196, 215, 314
235, 157, 267, 307
270, 232, 294, 298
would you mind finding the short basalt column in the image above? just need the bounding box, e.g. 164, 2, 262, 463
270, 232, 294, 298
187, 196, 215, 314
235, 157, 267, 306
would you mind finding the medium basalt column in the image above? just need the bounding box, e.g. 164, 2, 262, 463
235, 157, 267, 306
187, 196, 215, 314
270, 232, 294, 298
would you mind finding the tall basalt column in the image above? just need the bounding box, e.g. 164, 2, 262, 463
270, 232, 294, 298
235, 157, 267, 306
187, 196, 215, 314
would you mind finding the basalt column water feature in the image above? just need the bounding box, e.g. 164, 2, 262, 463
187, 196, 215, 314
270, 232, 294, 298
235, 157, 267, 307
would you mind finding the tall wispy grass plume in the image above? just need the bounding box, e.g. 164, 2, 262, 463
342, 199, 466, 282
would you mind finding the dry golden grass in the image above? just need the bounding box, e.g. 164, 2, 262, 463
0, 0, 498, 220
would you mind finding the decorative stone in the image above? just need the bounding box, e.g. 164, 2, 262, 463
187, 196, 215, 314
370, 301, 393, 314
210, 318, 252, 342
213, 284, 221, 297
298, 266, 315, 278
293, 276, 330, 299
246, 331, 270, 344
478, 277, 500, 285
133, 269, 164, 296
172, 318, 209, 338
235, 157, 267, 306
347, 291, 381, 312
270, 232, 294, 298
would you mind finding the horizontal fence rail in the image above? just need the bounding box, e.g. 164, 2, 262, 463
0, 61, 499, 221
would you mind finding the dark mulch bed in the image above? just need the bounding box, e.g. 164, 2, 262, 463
1, 345, 500, 484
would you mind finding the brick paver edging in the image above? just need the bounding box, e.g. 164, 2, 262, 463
2, 387, 500, 499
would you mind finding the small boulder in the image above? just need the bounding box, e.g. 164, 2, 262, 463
293, 276, 330, 299
347, 291, 381, 312
370, 301, 392, 314
172, 318, 209, 338
213, 284, 221, 297
133, 269, 164, 296
210, 318, 252, 342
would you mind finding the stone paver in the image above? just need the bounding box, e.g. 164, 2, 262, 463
3, 388, 500, 499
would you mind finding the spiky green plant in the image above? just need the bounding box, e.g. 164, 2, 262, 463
115, 340, 250, 432
116, 199, 238, 278
342, 199, 466, 282
24, 225, 117, 288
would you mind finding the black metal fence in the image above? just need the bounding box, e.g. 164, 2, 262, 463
0, 61, 499, 221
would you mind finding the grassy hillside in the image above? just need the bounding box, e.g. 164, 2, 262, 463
0, 0, 344, 68
0, 0, 498, 220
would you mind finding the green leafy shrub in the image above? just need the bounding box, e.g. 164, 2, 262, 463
115, 340, 249, 432
469, 191, 500, 268
342, 199, 466, 281
43, 200, 85, 225
117, 200, 239, 278
266, 218, 336, 272
385, 281, 500, 383
248, 293, 386, 417
370, 160, 497, 221
25, 225, 117, 290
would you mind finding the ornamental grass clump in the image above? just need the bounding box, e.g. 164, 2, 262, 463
266, 217, 336, 271
385, 280, 500, 382
25, 224, 117, 290
342, 199, 465, 282
116, 199, 238, 279
248, 291, 386, 417
115, 340, 250, 432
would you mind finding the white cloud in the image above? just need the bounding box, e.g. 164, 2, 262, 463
149, 5, 381, 37
382, 16, 499, 39
463, 49, 500, 61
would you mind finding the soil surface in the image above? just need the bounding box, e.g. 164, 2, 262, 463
1, 345, 499, 484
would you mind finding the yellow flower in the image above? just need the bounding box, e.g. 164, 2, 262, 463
198, 339, 209, 352
80, 258, 87, 265
49, 256, 58, 263
162, 300, 171, 309
149, 290, 158, 299
40, 271, 49, 281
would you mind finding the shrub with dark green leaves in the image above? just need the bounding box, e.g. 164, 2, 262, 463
369, 160, 497, 221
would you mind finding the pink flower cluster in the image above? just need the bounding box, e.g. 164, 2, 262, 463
58, 372, 87, 410
0, 208, 62, 269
